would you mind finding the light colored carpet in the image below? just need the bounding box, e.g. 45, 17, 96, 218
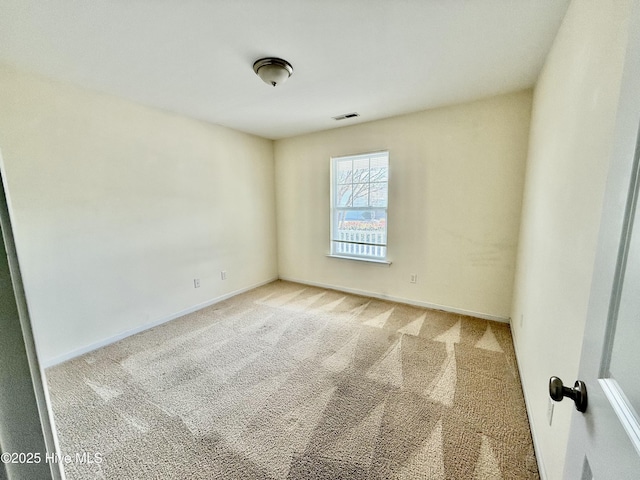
46, 280, 539, 479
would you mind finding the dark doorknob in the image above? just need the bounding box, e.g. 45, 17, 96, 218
549, 376, 588, 413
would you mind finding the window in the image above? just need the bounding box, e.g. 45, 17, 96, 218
330, 151, 389, 261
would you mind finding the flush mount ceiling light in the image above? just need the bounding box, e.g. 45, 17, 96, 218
253, 57, 293, 87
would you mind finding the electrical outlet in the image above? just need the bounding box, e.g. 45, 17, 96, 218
547, 398, 555, 426
221, 271, 227, 280
194, 278, 200, 288
520, 313, 524, 327
410, 274, 418, 284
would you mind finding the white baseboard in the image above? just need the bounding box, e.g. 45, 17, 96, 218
42, 277, 278, 368
510, 329, 547, 480
277, 276, 510, 323
43, 275, 509, 368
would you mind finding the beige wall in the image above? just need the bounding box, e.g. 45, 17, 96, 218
510, 1, 632, 478
275, 91, 532, 320
1, 65, 531, 364
0, 65, 278, 365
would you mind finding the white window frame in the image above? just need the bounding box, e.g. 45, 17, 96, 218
329, 151, 390, 264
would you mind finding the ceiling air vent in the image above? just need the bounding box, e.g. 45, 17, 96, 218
332, 112, 360, 121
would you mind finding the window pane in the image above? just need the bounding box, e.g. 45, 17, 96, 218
353, 158, 370, 183
336, 159, 352, 184
332, 241, 387, 259
370, 182, 388, 207
352, 183, 369, 207
370, 157, 388, 182
334, 209, 387, 246
336, 185, 352, 207
331, 151, 388, 260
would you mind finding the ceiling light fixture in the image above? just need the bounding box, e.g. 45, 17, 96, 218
253, 57, 293, 87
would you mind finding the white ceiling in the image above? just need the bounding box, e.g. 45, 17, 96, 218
0, 0, 570, 139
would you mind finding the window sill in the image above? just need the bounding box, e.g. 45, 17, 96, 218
326, 254, 392, 265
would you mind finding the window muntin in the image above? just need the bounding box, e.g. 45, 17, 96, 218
331, 151, 389, 260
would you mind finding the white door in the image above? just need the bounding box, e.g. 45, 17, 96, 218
563, 4, 640, 478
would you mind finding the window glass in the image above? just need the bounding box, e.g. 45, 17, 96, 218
331, 152, 389, 260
